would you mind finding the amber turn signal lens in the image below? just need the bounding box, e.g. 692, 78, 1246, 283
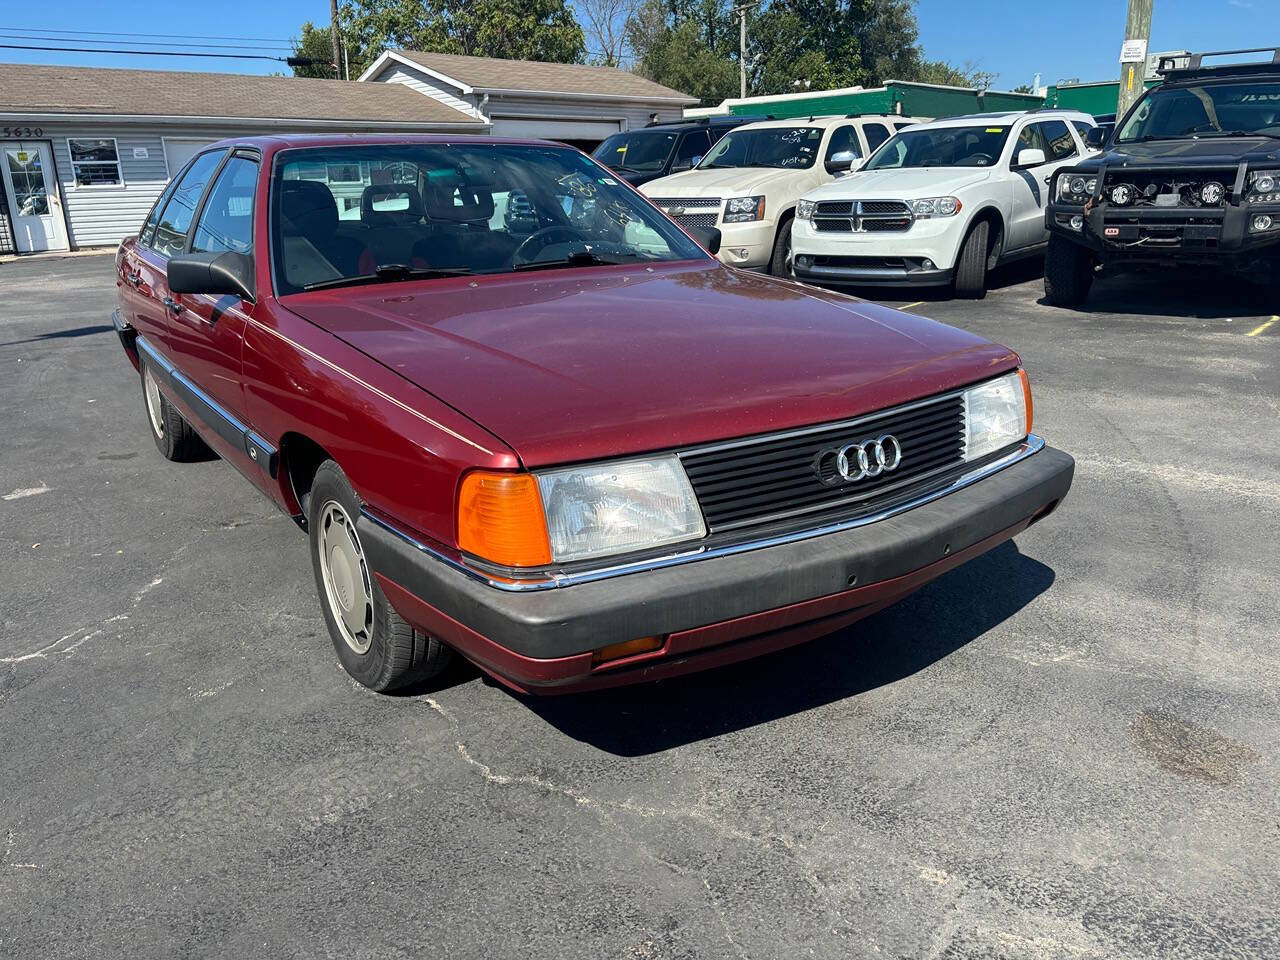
457, 471, 552, 567
592, 635, 666, 665
1018, 368, 1034, 436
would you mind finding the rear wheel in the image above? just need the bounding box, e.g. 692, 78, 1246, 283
953, 219, 992, 299
140, 360, 209, 461
307, 460, 451, 692
1043, 234, 1095, 307
769, 216, 794, 276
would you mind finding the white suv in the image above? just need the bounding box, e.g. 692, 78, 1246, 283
791, 110, 1096, 296
640, 115, 919, 275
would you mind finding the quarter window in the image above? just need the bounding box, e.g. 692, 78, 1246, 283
68, 138, 122, 186
1040, 120, 1078, 162
152, 150, 224, 258
191, 155, 258, 255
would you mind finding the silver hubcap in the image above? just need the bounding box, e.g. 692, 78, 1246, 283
143, 366, 165, 437
318, 501, 374, 654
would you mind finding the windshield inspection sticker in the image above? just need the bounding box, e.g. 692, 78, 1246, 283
986, 128, 1005, 134
600, 177, 618, 186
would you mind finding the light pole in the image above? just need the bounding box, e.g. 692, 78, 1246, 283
1116, 0, 1154, 119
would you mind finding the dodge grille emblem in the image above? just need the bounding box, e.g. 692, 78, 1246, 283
814, 435, 903, 486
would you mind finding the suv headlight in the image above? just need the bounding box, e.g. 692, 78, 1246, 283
456, 456, 707, 567
796, 199, 816, 221
910, 196, 961, 218
963, 370, 1032, 462
723, 196, 766, 223
1056, 173, 1098, 204
1247, 170, 1280, 203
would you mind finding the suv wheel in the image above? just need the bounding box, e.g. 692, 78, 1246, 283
140, 360, 210, 462
1044, 234, 1095, 307
769, 216, 794, 276
953, 219, 992, 299
307, 460, 452, 692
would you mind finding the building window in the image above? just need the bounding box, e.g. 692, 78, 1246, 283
68, 138, 123, 187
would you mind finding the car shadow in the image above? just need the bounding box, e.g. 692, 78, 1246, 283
828, 255, 1046, 305
0, 324, 115, 346
519, 540, 1055, 756
1041, 269, 1275, 320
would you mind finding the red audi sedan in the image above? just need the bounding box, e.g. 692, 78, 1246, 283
113, 134, 1072, 695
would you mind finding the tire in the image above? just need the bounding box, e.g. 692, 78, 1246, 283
140, 359, 210, 462
307, 460, 452, 692
769, 216, 794, 276
1043, 234, 1095, 307
953, 219, 991, 299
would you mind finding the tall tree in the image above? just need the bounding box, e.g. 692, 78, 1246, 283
579, 0, 641, 66
291, 21, 340, 78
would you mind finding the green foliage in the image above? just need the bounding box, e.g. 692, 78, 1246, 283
291, 21, 340, 79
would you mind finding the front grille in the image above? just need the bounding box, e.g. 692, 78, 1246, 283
1103, 169, 1236, 208
674, 212, 718, 229
863, 216, 913, 231
649, 197, 721, 209
815, 200, 854, 216
859, 200, 910, 215
815, 218, 854, 232
679, 392, 966, 531
812, 199, 913, 233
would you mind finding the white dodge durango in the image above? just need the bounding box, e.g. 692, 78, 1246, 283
791, 110, 1096, 297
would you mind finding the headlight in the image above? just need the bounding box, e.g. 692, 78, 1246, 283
910, 196, 961, 218
796, 199, 816, 221
536, 455, 706, 563
723, 196, 765, 223
1056, 174, 1097, 203
963, 370, 1031, 462
1248, 170, 1280, 203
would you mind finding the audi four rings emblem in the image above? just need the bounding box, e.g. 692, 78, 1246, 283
815, 435, 903, 485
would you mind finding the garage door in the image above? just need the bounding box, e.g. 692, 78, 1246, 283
163, 138, 218, 178
491, 117, 624, 141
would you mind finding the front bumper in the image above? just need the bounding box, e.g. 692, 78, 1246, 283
1046, 201, 1280, 262
713, 219, 776, 269
359, 442, 1074, 694
791, 216, 962, 287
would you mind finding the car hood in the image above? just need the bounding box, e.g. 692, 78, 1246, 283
281, 261, 1016, 468
642, 166, 812, 199
1072, 137, 1280, 171
809, 167, 992, 199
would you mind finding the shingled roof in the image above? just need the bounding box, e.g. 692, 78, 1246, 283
0, 63, 485, 127
387, 51, 697, 102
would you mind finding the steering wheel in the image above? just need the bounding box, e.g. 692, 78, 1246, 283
511, 226, 587, 265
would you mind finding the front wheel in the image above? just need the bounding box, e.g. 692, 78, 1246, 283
953, 219, 991, 299
1043, 234, 1095, 307
769, 217, 794, 276
307, 461, 452, 692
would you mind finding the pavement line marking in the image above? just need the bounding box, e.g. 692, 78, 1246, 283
898, 301, 925, 311
1246, 316, 1278, 338
2, 485, 50, 502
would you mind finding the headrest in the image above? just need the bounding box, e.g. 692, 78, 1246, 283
360, 183, 425, 222
280, 180, 337, 238
426, 184, 495, 223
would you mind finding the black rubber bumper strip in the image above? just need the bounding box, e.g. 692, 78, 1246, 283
358, 445, 1074, 660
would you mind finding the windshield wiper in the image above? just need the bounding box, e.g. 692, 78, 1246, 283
1197, 130, 1280, 140
512, 250, 646, 273
302, 263, 471, 292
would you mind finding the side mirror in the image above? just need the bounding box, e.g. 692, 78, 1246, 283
1085, 126, 1108, 150
686, 225, 721, 255
825, 150, 858, 174
167, 251, 255, 303
1014, 147, 1046, 169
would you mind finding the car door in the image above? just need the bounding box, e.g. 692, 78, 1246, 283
164, 150, 261, 446
126, 149, 226, 354
1009, 119, 1081, 250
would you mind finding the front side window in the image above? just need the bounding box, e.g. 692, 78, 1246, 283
271, 143, 707, 296
699, 126, 824, 170
592, 132, 678, 173
824, 125, 862, 161
675, 131, 711, 166
1040, 120, 1078, 161
152, 150, 225, 258
191, 155, 258, 255
865, 125, 1013, 170
1117, 81, 1280, 141
69, 138, 122, 187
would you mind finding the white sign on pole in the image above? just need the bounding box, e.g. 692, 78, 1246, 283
1119, 39, 1148, 64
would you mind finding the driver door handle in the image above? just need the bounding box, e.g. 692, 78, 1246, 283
162, 296, 183, 316
127, 272, 142, 287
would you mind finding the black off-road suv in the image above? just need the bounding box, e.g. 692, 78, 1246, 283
1044, 48, 1280, 305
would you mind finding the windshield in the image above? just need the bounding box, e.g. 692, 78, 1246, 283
864, 125, 1011, 169
1117, 81, 1280, 141
698, 127, 823, 170
271, 144, 706, 295
593, 132, 678, 172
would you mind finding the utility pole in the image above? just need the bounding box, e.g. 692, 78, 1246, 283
1116, 0, 1154, 118
734, 3, 753, 99
330, 0, 343, 80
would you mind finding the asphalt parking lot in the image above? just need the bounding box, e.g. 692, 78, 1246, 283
2, 251, 1278, 959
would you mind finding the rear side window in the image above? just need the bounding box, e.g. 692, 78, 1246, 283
864, 123, 892, 151
1040, 120, 1078, 161
191, 155, 258, 255
152, 150, 224, 258
139, 177, 181, 246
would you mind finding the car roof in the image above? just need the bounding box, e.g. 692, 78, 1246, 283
641, 117, 757, 132
906, 109, 1094, 129
732, 114, 903, 132
183, 132, 579, 155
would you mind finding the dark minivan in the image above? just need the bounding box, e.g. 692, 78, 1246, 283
592, 116, 767, 186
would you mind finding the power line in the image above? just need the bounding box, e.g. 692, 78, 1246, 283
0, 43, 323, 66
0, 32, 294, 52
1, 27, 295, 44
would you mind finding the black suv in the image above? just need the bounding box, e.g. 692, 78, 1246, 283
1044, 48, 1280, 305
592, 116, 768, 187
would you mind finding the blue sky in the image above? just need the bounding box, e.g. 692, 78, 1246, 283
0, 0, 1264, 91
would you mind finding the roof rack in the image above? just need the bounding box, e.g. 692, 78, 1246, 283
1158, 47, 1280, 76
